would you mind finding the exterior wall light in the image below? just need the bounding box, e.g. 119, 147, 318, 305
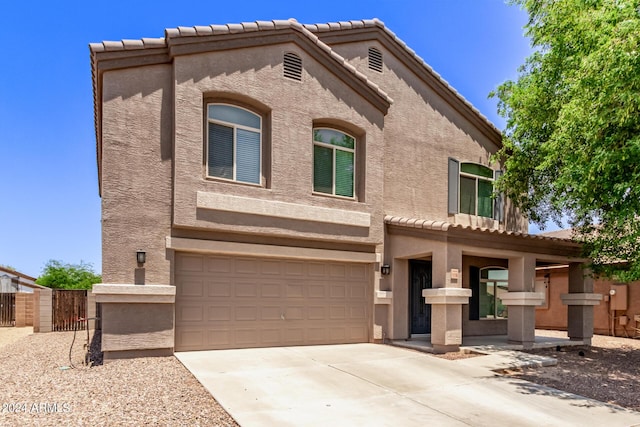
381, 264, 391, 275
136, 250, 146, 265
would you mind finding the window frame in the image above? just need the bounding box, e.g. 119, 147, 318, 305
312, 127, 357, 200
478, 267, 509, 320
459, 162, 494, 218
205, 103, 263, 186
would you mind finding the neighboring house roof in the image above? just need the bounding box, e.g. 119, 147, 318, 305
537, 228, 574, 240
0, 266, 48, 292
0, 266, 36, 282
384, 215, 582, 258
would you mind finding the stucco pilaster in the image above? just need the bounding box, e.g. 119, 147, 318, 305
506, 255, 538, 347
562, 263, 601, 344
428, 244, 467, 352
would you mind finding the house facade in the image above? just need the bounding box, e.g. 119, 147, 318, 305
91, 19, 600, 359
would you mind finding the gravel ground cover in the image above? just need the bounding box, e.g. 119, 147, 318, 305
0, 328, 238, 426
502, 332, 640, 412
2, 328, 639, 425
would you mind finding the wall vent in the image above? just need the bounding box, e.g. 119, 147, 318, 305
283, 53, 302, 81
368, 47, 383, 73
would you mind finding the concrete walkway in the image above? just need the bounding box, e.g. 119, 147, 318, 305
177, 344, 640, 427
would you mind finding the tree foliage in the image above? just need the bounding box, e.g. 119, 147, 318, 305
492, 0, 640, 281
36, 260, 102, 290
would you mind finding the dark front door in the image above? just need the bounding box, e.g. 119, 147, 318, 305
410, 260, 432, 334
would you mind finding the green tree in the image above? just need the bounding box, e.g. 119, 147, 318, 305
36, 260, 102, 290
492, 0, 640, 281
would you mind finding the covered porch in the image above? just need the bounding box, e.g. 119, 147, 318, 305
376, 216, 602, 353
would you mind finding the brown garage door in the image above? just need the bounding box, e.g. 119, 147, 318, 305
175, 252, 371, 351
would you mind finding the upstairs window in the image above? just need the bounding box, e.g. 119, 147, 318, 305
207, 104, 261, 185
368, 47, 383, 73
313, 128, 355, 198
460, 163, 494, 218
448, 159, 502, 220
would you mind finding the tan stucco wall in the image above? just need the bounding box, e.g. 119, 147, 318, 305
172, 43, 385, 246
101, 64, 173, 284
536, 268, 640, 336
331, 41, 528, 233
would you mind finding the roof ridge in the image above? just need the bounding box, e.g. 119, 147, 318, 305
303, 19, 501, 136
89, 19, 393, 106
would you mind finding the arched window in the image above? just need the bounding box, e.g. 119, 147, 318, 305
313, 128, 356, 198
206, 103, 262, 185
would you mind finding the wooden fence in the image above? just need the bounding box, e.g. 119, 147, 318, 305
0, 293, 15, 326
52, 290, 87, 331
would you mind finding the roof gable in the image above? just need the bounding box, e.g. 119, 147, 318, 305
303, 19, 502, 145
90, 19, 395, 195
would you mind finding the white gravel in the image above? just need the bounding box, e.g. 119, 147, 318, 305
0, 328, 238, 426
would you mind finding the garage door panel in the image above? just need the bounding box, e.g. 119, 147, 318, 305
208, 306, 231, 322
235, 283, 258, 297
175, 253, 371, 351
235, 306, 258, 321
286, 284, 304, 298
179, 279, 205, 297
235, 258, 260, 274
177, 304, 204, 322
330, 285, 346, 298
206, 256, 232, 273
285, 306, 304, 320
207, 280, 231, 297
260, 306, 282, 321
307, 306, 325, 320
329, 306, 346, 320
260, 283, 282, 298
261, 260, 283, 275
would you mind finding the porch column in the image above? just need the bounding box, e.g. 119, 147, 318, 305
503, 255, 543, 348
560, 263, 602, 345
423, 245, 471, 353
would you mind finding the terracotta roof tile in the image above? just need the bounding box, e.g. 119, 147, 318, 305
227, 23, 244, 34
194, 26, 213, 36
384, 215, 577, 241
241, 22, 259, 32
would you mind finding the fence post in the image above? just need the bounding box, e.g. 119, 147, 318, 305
87, 291, 96, 330
15, 293, 26, 327
33, 288, 52, 333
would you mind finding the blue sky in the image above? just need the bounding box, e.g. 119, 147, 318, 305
0, 0, 540, 277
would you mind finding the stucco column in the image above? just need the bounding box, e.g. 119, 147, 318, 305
504, 255, 542, 348
423, 245, 471, 353
33, 288, 53, 333
560, 263, 601, 345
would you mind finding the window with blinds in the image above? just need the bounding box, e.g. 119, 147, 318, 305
313, 128, 355, 198
207, 104, 261, 185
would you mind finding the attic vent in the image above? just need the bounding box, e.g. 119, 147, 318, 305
283, 52, 302, 81
368, 47, 383, 73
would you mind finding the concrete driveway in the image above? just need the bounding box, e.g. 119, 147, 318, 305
177, 344, 640, 427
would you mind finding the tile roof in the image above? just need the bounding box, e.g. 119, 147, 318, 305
384, 215, 575, 243
303, 19, 501, 137
89, 18, 393, 106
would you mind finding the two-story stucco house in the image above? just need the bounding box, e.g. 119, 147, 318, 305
90, 19, 601, 360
